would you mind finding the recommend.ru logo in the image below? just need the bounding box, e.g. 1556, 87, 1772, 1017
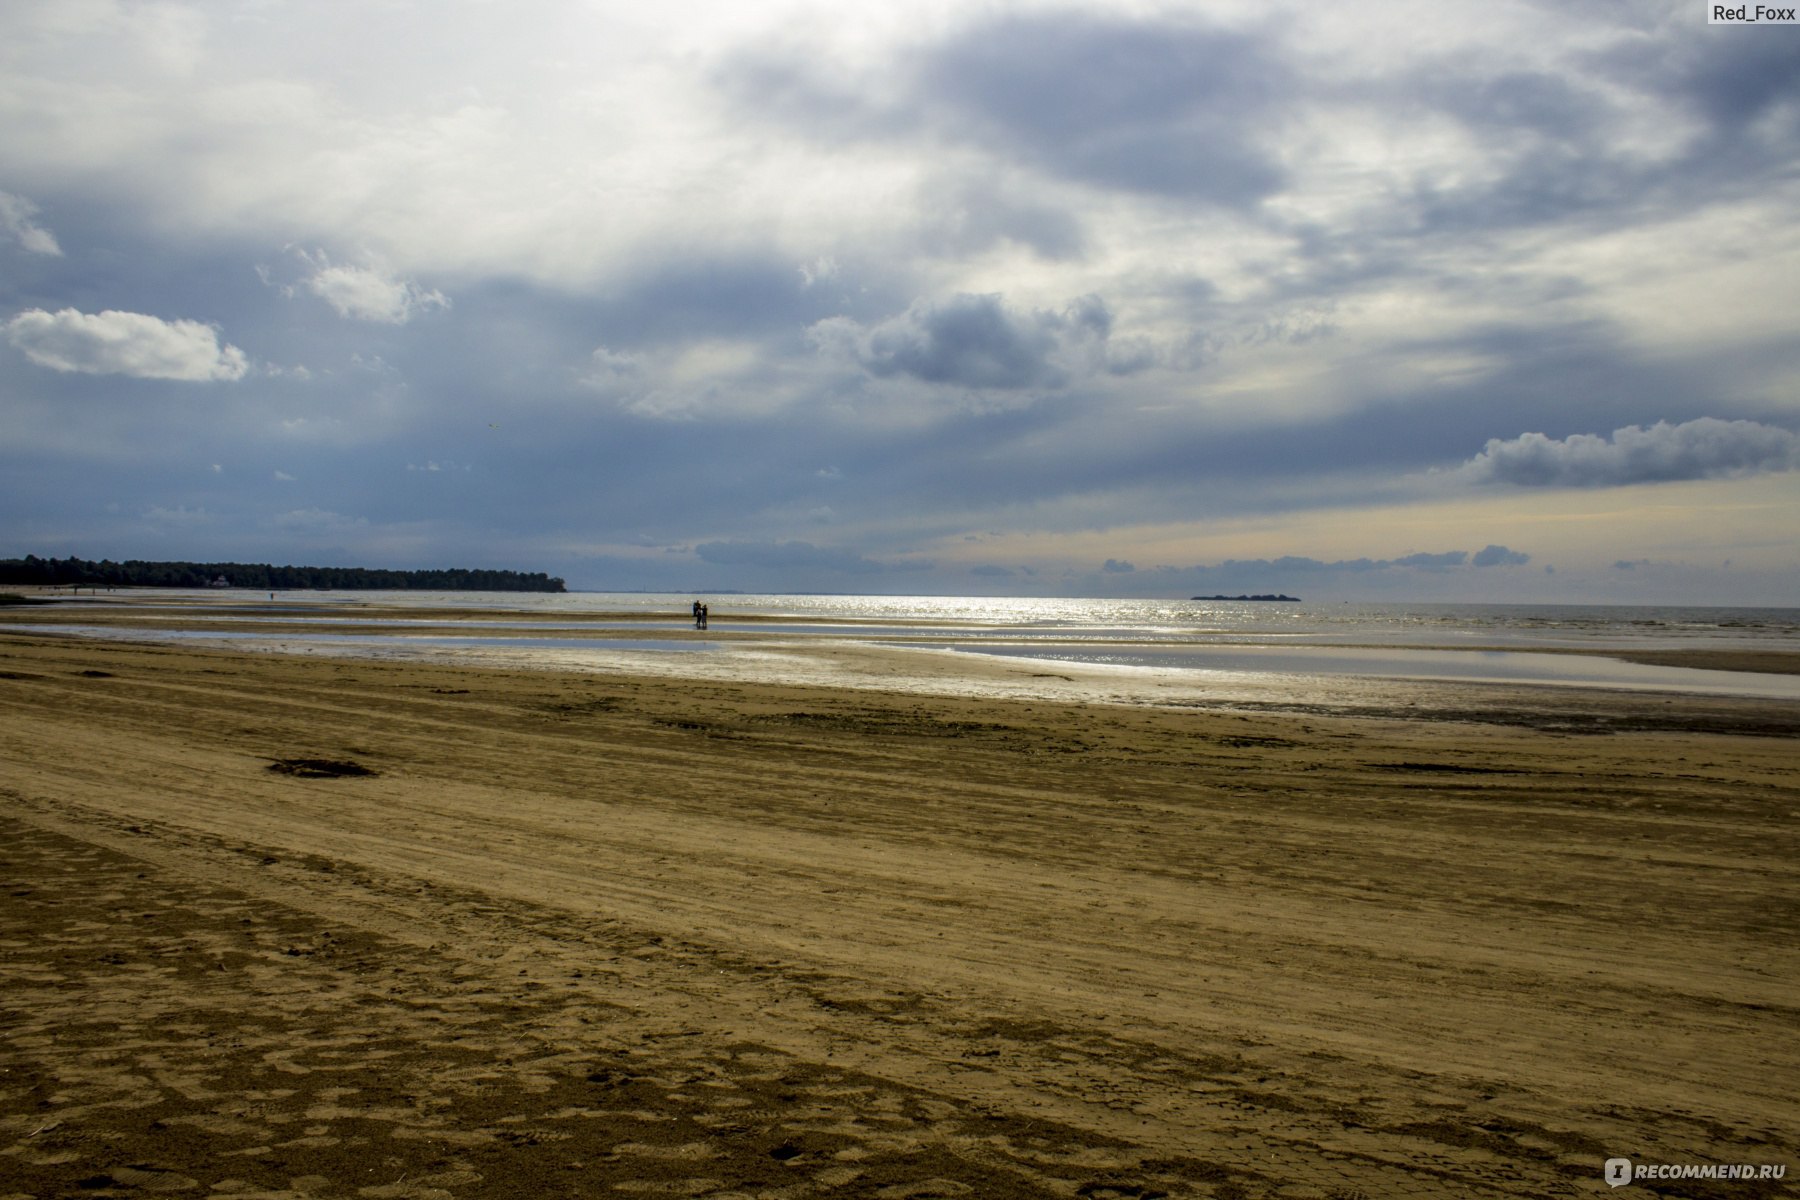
1605, 1157, 1789, 1187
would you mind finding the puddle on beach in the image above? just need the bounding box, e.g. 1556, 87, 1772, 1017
934, 642, 1800, 700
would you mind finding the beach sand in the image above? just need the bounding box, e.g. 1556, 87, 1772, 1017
1, 630, 1796, 1198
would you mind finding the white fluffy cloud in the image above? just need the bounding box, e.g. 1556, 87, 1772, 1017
4, 307, 248, 380
300, 256, 449, 324
0, 191, 61, 255
1457, 419, 1800, 487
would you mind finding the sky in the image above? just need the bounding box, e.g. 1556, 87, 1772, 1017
3, 0, 1798, 603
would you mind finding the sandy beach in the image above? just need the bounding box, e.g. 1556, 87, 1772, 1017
2, 624, 1797, 1198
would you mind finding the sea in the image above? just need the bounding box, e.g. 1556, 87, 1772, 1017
23, 590, 1800, 706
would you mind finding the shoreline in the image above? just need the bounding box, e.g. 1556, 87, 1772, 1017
5, 609, 1800, 734
7, 589, 1799, 672
2, 634, 1797, 1196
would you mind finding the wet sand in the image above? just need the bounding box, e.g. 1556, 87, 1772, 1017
1, 630, 1797, 1198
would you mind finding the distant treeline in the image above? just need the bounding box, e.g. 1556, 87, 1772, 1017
1, 555, 566, 593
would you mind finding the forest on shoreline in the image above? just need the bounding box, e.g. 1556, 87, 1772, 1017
0, 555, 566, 593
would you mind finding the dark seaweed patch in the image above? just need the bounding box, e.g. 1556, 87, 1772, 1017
266, 758, 377, 779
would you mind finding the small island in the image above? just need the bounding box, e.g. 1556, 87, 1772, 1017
1190, 594, 1301, 602
0, 555, 566, 593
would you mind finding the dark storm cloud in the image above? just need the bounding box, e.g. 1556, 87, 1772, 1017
1458, 419, 1800, 487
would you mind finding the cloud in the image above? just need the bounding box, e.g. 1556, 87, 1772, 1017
1604, 25, 1800, 138
4, 307, 248, 380
579, 340, 784, 421
729, 12, 1291, 208
2, 4, 1796, 605
917, 14, 1290, 206
0, 191, 61, 255
269, 508, 368, 535
1188, 549, 1529, 579
581, 346, 647, 391
819, 294, 1060, 390
1456, 418, 1800, 487
693, 539, 924, 575
1472, 544, 1530, 567
1212, 556, 1385, 576
912, 176, 1088, 261
142, 504, 212, 527
1394, 551, 1467, 570
814, 293, 1121, 391
1102, 558, 1136, 573
299, 254, 449, 324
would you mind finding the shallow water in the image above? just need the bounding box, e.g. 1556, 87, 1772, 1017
54, 589, 1800, 645
18, 590, 1800, 706
938, 642, 1800, 700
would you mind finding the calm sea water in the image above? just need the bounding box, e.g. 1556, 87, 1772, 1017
28, 591, 1800, 702
279, 591, 1800, 648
